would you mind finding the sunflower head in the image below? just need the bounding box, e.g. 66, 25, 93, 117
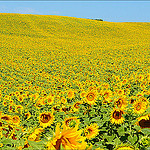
25, 112, 31, 120
61, 97, 67, 104
84, 123, 99, 139
63, 117, 80, 129
67, 90, 75, 99
73, 101, 82, 112
1, 115, 11, 123
11, 116, 20, 125
39, 112, 54, 128
137, 114, 150, 129
116, 146, 134, 150
46, 95, 54, 105
111, 109, 124, 124
115, 96, 128, 110
85, 91, 97, 105
133, 100, 147, 114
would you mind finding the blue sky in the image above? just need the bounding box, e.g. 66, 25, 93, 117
0, 1, 150, 22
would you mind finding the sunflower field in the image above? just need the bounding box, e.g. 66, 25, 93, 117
0, 13, 150, 150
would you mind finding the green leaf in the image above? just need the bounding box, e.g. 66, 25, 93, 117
134, 125, 141, 131
118, 126, 125, 136
90, 116, 101, 122
128, 135, 137, 144
113, 137, 120, 145
27, 140, 44, 150
141, 128, 150, 135
2, 139, 13, 145
106, 135, 115, 142
60, 143, 65, 150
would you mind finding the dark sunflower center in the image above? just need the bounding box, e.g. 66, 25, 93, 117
74, 103, 80, 108
66, 119, 72, 126
116, 100, 122, 108
13, 117, 19, 123
87, 128, 92, 133
86, 93, 95, 101
1, 116, 10, 120
113, 111, 122, 119
136, 104, 141, 111
139, 118, 150, 128
130, 99, 135, 104
41, 114, 51, 123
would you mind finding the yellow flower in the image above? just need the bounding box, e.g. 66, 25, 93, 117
133, 100, 147, 114
85, 91, 97, 105
84, 123, 99, 139
18, 95, 24, 102
39, 112, 54, 128
24, 112, 31, 120
47, 123, 86, 150
136, 114, 150, 129
116, 146, 134, 150
28, 133, 37, 141
102, 90, 113, 103
111, 109, 125, 124
0, 143, 3, 148
1, 114, 11, 123
2, 100, 7, 106
114, 96, 128, 110
15, 105, 24, 114
73, 101, 82, 112
63, 117, 80, 129
67, 90, 75, 99
28, 128, 43, 142
11, 115, 20, 125
46, 95, 54, 105
61, 97, 67, 104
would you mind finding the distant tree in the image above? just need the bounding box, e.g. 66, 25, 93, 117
94, 19, 103, 21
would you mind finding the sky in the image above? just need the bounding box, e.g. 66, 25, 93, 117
0, 1, 150, 22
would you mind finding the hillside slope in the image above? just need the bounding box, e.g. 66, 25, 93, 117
0, 13, 149, 91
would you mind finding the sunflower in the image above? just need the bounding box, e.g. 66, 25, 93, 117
30, 93, 39, 102
25, 112, 31, 120
47, 123, 86, 150
133, 100, 147, 114
102, 90, 113, 103
129, 96, 136, 104
67, 90, 75, 99
116, 146, 134, 150
1, 114, 11, 123
46, 95, 54, 105
2, 100, 7, 106
80, 91, 86, 98
138, 96, 149, 105
85, 91, 97, 105
8, 105, 14, 113
84, 123, 99, 139
114, 97, 128, 110
116, 89, 124, 96
28, 128, 43, 142
39, 112, 54, 128
28, 133, 38, 141
137, 114, 150, 128
61, 97, 67, 104
73, 101, 82, 112
15, 105, 24, 114
18, 95, 24, 102
11, 116, 20, 125
63, 117, 80, 129
111, 109, 125, 124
